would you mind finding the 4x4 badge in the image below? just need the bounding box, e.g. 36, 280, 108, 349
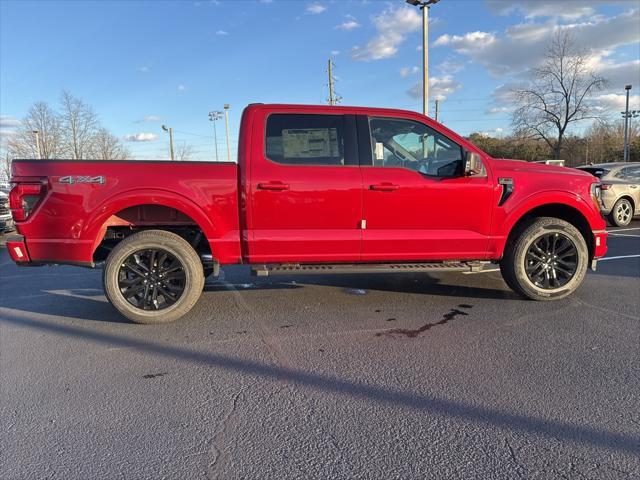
59, 175, 105, 185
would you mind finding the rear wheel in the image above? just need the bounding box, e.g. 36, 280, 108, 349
103, 230, 204, 324
608, 198, 633, 227
500, 217, 588, 301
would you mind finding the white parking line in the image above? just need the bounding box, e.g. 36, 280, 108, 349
599, 255, 640, 261
608, 233, 640, 238
609, 227, 640, 232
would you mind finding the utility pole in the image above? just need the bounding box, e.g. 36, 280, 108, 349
434, 100, 440, 123
224, 104, 232, 162
623, 85, 631, 162
32, 130, 41, 159
406, 0, 440, 117
208, 111, 223, 162
328, 59, 335, 106
621, 85, 639, 162
162, 125, 175, 161
327, 59, 341, 106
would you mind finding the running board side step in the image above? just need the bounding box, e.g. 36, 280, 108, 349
252, 261, 489, 277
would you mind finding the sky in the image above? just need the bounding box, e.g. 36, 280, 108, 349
1, 0, 639, 161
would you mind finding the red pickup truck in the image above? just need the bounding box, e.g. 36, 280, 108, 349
7, 104, 607, 324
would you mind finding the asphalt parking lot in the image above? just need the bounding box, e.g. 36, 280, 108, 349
1, 223, 639, 479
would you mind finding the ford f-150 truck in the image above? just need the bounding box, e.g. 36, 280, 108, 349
6, 104, 607, 324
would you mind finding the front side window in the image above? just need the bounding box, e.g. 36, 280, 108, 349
266, 114, 345, 166
369, 117, 464, 176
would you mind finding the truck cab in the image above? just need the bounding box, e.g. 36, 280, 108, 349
7, 104, 607, 324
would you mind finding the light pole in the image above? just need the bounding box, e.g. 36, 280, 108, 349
223, 104, 232, 162
406, 0, 440, 117
161, 124, 175, 161
32, 130, 41, 159
621, 85, 639, 162
208, 111, 223, 162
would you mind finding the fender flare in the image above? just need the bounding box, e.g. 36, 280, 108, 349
85, 188, 219, 255
502, 190, 596, 234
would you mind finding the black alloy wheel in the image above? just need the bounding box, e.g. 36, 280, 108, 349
524, 232, 578, 289
118, 248, 186, 310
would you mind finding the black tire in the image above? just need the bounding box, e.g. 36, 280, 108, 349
103, 230, 204, 324
608, 198, 633, 227
500, 217, 588, 301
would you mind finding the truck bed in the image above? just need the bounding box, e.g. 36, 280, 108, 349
11, 160, 241, 265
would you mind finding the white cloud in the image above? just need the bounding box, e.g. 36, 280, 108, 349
0, 115, 20, 139
0, 115, 21, 129
434, 9, 640, 77
139, 66, 150, 73
331, 50, 340, 56
352, 6, 421, 61
177, 84, 187, 91
408, 75, 462, 101
135, 115, 161, 123
434, 31, 497, 54
124, 133, 158, 142
486, 106, 513, 115
485, 1, 622, 21
595, 93, 640, 112
215, 30, 228, 36
400, 66, 420, 78
336, 20, 360, 31
306, 3, 326, 15
436, 59, 465, 75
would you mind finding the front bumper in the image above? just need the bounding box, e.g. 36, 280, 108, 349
593, 229, 608, 259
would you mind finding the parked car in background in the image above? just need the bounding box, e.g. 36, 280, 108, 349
576, 162, 640, 227
0, 190, 14, 233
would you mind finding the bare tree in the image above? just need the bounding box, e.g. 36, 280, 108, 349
1, 147, 12, 182
89, 127, 130, 160
174, 142, 194, 161
512, 32, 607, 159
59, 91, 99, 159
7, 101, 64, 159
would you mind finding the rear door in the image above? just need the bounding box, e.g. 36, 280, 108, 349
247, 110, 362, 263
359, 115, 493, 261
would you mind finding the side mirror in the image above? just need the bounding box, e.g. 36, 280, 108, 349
464, 151, 484, 176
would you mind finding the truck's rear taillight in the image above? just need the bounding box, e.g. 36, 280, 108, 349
600, 184, 611, 190
9, 183, 45, 221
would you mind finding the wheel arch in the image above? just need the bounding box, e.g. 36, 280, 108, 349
87, 189, 220, 262
503, 202, 595, 261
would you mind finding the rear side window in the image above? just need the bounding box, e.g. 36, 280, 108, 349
580, 167, 609, 178
266, 114, 345, 166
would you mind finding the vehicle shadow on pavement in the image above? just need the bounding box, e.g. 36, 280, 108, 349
2, 311, 639, 457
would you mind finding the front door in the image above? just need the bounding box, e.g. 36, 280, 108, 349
248, 112, 362, 263
359, 115, 493, 261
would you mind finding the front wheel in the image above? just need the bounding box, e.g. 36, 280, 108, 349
500, 217, 588, 301
103, 230, 205, 324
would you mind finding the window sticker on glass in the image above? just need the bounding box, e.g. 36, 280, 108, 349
282, 128, 338, 158
375, 142, 385, 161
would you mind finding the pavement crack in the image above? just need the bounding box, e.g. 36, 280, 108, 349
504, 438, 526, 479
207, 389, 244, 480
